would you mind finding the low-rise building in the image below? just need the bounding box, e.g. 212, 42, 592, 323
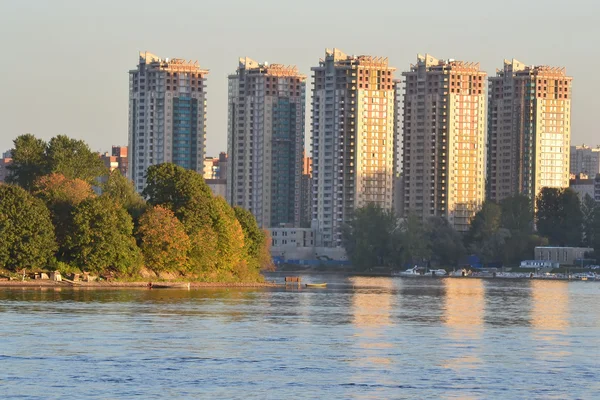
569, 173, 595, 200
534, 246, 593, 266
269, 225, 348, 264
0, 155, 12, 183
206, 178, 226, 198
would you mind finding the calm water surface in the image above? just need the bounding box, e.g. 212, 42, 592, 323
1, 275, 599, 399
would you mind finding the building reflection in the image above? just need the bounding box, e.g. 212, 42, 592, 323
442, 278, 485, 373
349, 277, 395, 367
530, 280, 571, 359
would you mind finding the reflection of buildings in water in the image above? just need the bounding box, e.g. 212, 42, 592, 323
530, 280, 571, 358
531, 280, 569, 331
444, 278, 485, 338
442, 278, 485, 372
349, 277, 395, 366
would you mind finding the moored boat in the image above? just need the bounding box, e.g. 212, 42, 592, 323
305, 283, 327, 288
149, 282, 191, 289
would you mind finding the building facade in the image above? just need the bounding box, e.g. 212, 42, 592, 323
227, 58, 305, 228
569, 173, 595, 200
311, 49, 396, 247
300, 153, 312, 228
488, 60, 572, 203
203, 152, 228, 180
401, 54, 486, 232
128, 51, 208, 192
0, 155, 12, 183
570, 145, 600, 176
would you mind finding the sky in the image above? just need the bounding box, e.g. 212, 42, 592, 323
0, 0, 598, 156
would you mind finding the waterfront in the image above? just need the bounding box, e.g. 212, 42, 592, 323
1, 276, 599, 399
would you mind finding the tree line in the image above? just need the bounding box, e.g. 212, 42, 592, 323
343, 188, 599, 270
0, 134, 272, 282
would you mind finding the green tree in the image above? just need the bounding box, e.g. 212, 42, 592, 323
102, 170, 147, 219
7, 134, 107, 189
536, 188, 582, 246
32, 173, 96, 260
46, 135, 107, 184
6, 134, 48, 190
0, 185, 57, 271
400, 213, 431, 266
65, 196, 142, 275
341, 203, 397, 270
426, 216, 465, 267
137, 205, 191, 274
234, 206, 268, 270
581, 193, 597, 248
500, 194, 533, 234
143, 163, 212, 212
466, 201, 502, 245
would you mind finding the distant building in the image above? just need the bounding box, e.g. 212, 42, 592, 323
311, 49, 397, 247
402, 54, 486, 232
569, 173, 595, 200
206, 178, 226, 198
128, 51, 209, 192
203, 152, 228, 180
300, 153, 312, 228
570, 145, 600, 176
269, 225, 348, 263
99, 146, 128, 184
535, 246, 593, 266
488, 60, 572, 204
0, 155, 12, 183
227, 57, 306, 228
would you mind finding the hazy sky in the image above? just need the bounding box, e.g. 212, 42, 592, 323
0, 0, 598, 156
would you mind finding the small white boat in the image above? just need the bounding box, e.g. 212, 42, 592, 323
394, 266, 421, 276
423, 269, 447, 276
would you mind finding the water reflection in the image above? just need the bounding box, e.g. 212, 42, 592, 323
530, 280, 571, 360
442, 278, 485, 372
349, 277, 394, 367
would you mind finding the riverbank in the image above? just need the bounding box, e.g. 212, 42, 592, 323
0, 280, 280, 289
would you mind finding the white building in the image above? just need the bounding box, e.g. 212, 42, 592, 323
227, 58, 305, 228
128, 52, 208, 192
311, 49, 397, 247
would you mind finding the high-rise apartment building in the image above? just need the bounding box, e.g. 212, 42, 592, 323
570, 145, 600, 176
311, 49, 396, 247
227, 58, 305, 228
488, 60, 572, 203
128, 51, 208, 192
401, 54, 486, 232
300, 153, 312, 228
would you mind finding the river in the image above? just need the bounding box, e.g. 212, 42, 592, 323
1, 275, 599, 399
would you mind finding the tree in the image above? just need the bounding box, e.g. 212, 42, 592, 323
466, 201, 502, 246
581, 194, 597, 248
400, 213, 431, 266
426, 216, 465, 267
234, 206, 268, 270
65, 196, 142, 275
46, 135, 107, 184
341, 203, 397, 270
7, 134, 107, 189
6, 134, 48, 190
32, 173, 96, 260
143, 163, 212, 212
0, 185, 57, 271
536, 188, 582, 246
102, 170, 147, 219
137, 206, 191, 274
500, 194, 533, 234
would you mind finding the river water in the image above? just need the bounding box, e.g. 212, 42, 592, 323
1, 275, 599, 399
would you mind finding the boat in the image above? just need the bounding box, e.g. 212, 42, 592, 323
149, 282, 191, 289
423, 269, 447, 277
305, 283, 327, 288
393, 266, 421, 276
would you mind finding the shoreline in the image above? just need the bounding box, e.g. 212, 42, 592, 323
0, 280, 281, 289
